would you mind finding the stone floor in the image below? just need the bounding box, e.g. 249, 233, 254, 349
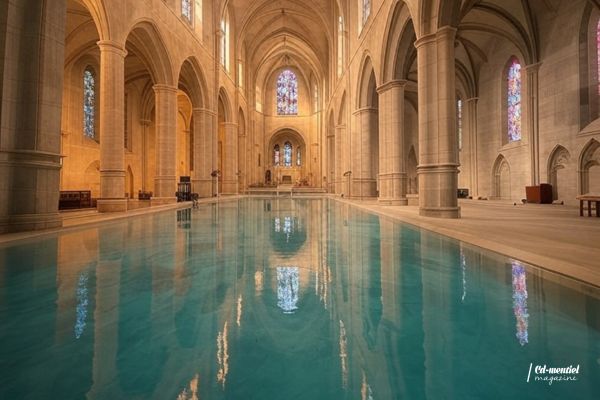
340, 198, 600, 288
0, 195, 598, 287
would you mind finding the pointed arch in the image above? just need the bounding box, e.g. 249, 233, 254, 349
381, 1, 415, 83
579, 139, 600, 194
177, 56, 209, 109
337, 91, 347, 125
356, 54, 378, 108
218, 88, 232, 122
547, 145, 571, 201
492, 154, 511, 200
407, 145, 418, 194
125, 20, 175, 85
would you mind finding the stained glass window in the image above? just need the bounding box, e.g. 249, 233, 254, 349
511, 261, 529, 346
283, 141, 292, 167
83, 68, 96, 139
457, 98, 462, 150
273, 144, 280, 166
507, 58, 522, 142
220, 11, 230, 70
597, 19, 600, 96
337, 16, 344, 76
182, 0, 192, 22
296, 147, 301, 166
362, 0, 371, 27
277, 70, 298, 115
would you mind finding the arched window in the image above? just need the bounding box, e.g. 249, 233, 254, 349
360, 0, 371, 31
220, 10, 230, 71
337, 15, 344, 77
283, 142, 292, 167
182, 0, 192, 22
296, 147, 301, 166
273, 144, 280, 166
507, 57, 522, 142
457, 98, 463, 150
277, 70, 298, 115
83, 67, 96, 140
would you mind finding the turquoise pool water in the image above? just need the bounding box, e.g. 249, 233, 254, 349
0, 198, 599, 399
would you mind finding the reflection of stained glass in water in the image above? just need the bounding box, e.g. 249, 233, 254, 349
277, 70, 298, 115
74, 272, 89, 339
511, 261, 529, 346
283, 142, 292, 167
277, 267, 299, 313
83, 68, 96, 139
507, 58, 522, 142
274, 217, 281, 232
457, 99, 463, 150
273, 144, 280, 166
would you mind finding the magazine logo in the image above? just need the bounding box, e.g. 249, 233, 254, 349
527, 363, 579, 385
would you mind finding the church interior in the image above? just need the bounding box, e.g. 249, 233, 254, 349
1, 0, 600, 399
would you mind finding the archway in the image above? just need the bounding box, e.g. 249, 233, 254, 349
268, 129, 308, 186
579, 139, 600, 194
547, 145, 571, 201
492, 155, 511, 200
407, 146, 418, 194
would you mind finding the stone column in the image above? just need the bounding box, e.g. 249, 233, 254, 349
334, 125, 344, 194
415, 27, 460, 218
466, 98, 479, 198
140, 119, 151, 191
192, 108, 215, 197
525, 63, 541, 186
351, 108, 378, 198
96, 40, 127, 212
0, 0, 66, 232
377, 80, 408, 205
152, 84, 178, 204
221, 122, 238, 194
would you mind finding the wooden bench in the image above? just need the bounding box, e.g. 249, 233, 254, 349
577, 195, 600, 217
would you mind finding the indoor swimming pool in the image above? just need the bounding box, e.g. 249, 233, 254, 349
0, 198, 598, 399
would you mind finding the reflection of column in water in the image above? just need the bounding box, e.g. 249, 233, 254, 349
236, 295, 243, 327
460, 245, 467, 303
361, 370, 374, 400
176, 373, 199, 400
255, 271, 264, 295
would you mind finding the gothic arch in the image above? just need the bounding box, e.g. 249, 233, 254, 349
492, 154, 511, 200
381, 1, 414, 83
407, 145, 418, 194
125, 20, 175, 85
218, 88, 232, 122
177, 56, 209, 109
337, 91, 347, 125
579, 138, 600, 194
547, 145, 571, 201
356, 54, 378, 109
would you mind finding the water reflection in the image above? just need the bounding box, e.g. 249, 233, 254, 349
0, 199, 598, 400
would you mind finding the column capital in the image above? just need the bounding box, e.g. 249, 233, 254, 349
192, 107, 217, 116
436, 25, 457, 40
140, 119, 152, 127
465, 97, 479, 104
352, 107, 378, 116
377, 79, 407, 94
220, 122, 238, 127
414, 32, 437, 49
97, 40, 127, 57
153, 84, 178, 94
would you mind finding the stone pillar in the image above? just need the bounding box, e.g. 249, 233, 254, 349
525, 63, 541, 186
140, 119, 151, 191
221, 122, 238, 194
96, 40, 127, 212
192, 108, 215, 197
351, 108, 378, 198
415, 27, 460, 218
0, 0, 66, 232
377, 80, 408, 205
152, 84, 178, 204
466, 98, 479, 198
335, 125, 344, 194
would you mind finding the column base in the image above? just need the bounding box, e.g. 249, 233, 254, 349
419, 206, 461, 218
97, 199, 128, 213
378, 198, 408, 206
0, 212, 62, 234
150, 197, 177, 206
192, 179, 213, 198
350, 178, 377, 198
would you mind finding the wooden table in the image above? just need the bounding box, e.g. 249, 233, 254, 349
577, 195, 600, 217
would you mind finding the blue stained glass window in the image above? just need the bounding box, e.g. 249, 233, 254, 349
507, 58, 522, 142
83, 68, 96, 139
283, 142, 292, 167
182, 0, 192, 21
277, 70, 298, 115
362, 0, 371, 27
274, 144, 280, 166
